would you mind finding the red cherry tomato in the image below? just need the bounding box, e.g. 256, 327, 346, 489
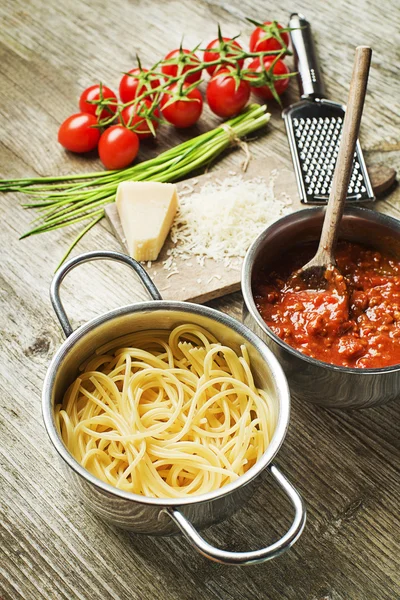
98, 126, 139, 170
203, 38, 244, 76
247, 56, 290, 100
161, 84, 203, 128
79, 85, 117, 121
58, 113, 100, 153
119, 68, 160, 103
249, 21, 290, 53
120, 99, 160, 139
206, 70, 250, 118
161, 49, 202, 84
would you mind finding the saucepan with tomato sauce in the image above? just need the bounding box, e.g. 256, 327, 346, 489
242, 207, 400, 408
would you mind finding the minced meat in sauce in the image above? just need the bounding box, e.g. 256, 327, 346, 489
253, 241, 400, 368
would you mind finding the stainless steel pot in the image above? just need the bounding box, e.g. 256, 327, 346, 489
242, 207, 400, 409
43, 250, 306, 566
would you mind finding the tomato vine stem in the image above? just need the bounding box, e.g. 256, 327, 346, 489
92, 32, 294, 133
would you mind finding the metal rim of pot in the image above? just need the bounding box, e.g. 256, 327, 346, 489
42, 250, 306, 566
242, 206, 400, 377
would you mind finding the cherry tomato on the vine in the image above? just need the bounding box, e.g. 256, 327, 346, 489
161, 49, 202, 84
203, 37, 244, 76
161, 84, 203, 128
206, 70, 250, 118
119, 68, 160, 104
98, 126, 139, 170
247, 56, 290, 100
79, 85, 117, 121
249, 21, 289, 53
120, 99, 160, 139
58, 113, 100, 153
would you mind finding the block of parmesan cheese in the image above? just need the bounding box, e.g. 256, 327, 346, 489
115, 181, 178, 262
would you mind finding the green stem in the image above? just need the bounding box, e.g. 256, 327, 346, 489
0, 169, 108, 188
54, 211, 105, 271
33, 192, 111, 226
30, 195, 112, 231
115, 48, 285, 113
21, 208, 104, 237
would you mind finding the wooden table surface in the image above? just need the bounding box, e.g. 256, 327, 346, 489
1, 0, 399, 598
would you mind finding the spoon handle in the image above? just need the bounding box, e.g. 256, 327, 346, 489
317, 46, 372, 263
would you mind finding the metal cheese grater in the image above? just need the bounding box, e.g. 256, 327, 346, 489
283, 13, 374, 205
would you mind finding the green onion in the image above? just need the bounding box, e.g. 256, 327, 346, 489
0, 104, 270, 266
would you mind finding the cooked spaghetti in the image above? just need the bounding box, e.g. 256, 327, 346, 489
55, 324, 276, 498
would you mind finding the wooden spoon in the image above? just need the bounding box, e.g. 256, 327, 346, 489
294, 46, 372, 289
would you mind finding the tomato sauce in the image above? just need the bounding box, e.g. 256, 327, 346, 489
253, 241, 400, 368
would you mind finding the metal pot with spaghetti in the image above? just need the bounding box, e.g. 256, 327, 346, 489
43, 250, 305, 566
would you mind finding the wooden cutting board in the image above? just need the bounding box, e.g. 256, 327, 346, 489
105, 157, 395, 303
105, 156, 299, 302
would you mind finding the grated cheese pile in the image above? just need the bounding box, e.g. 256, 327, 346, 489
162, 173, 292, 271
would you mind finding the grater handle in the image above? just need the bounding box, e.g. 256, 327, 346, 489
289, 14, 325, 99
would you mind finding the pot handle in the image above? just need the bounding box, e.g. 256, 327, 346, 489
50, 250, 162, 337
165, 464, 306, 566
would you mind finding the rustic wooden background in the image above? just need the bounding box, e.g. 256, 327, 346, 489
1, 0, 399, 599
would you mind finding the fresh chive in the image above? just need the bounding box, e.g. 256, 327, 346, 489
4, 105, 270, 265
